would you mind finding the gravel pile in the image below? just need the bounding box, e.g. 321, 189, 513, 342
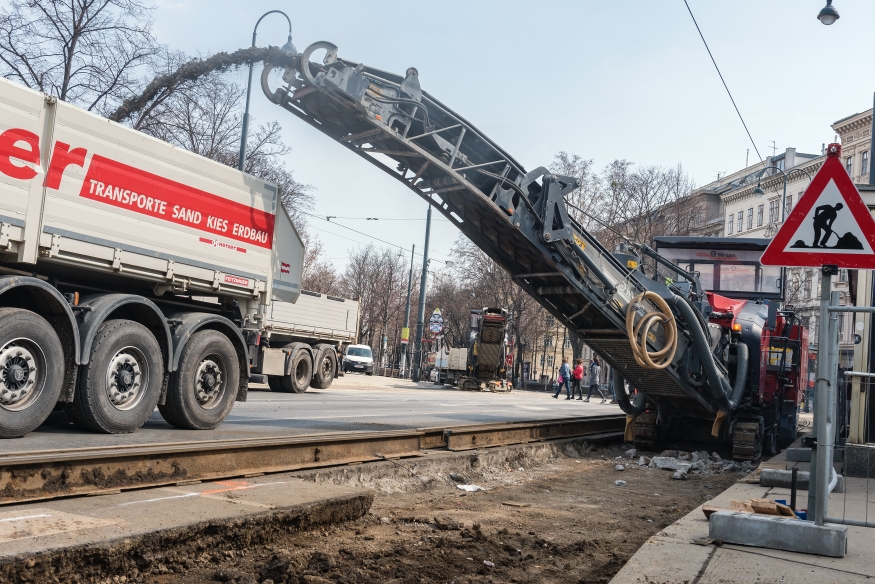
627, 449, 756, 480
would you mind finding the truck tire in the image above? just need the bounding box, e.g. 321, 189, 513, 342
266, 376, 283, 392
69, 319, 163, 434
0, 308, 64, 438
159, 330, 239, 430
311, 346, 336, 389
279, 349, 312, 393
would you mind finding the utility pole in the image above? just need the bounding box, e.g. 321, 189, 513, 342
399, 244, 415, 376
412, 206, 432, 382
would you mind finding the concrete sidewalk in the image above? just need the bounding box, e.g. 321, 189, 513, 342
0, 473, 372, 582
611, 446, 875, 584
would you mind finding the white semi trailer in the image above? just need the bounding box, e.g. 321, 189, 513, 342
0, 78, 358, 438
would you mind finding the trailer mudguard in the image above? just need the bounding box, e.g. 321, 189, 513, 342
165, 312, 249, 402
77, 294, 172, 365
0, 276, 80, 401
282, 342, 314, 376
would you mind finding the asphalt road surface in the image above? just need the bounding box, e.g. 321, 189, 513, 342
4, 375, 621, 454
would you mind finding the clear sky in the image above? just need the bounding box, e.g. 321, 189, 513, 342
152, 0, 875, 269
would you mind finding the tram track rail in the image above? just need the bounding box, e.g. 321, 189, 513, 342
0, 414, 624, 505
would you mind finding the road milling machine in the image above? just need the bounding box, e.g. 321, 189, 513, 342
460, 308, 511, 392
260, 39, 806, 460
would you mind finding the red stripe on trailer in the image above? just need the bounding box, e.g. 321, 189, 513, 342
80, 155, 275, 249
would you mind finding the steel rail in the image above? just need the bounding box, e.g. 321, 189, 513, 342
0, 415, 625, 505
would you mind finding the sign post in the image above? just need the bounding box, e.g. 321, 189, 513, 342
761, 143, 875, 528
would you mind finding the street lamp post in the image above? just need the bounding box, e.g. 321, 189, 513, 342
238, 11, 294, 172
752, 165, 814, 224
412, 205, 433, 382
399, 244, 415, 376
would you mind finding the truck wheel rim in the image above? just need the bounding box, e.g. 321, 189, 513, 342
195, 357, 224, 409
0, 338, 44, 412
319, 355, 333, 378
106, 347, 147, 411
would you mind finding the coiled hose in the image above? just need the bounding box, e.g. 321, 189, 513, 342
626, 291, 678, 369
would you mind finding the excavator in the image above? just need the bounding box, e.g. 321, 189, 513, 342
258, 38, 806, 461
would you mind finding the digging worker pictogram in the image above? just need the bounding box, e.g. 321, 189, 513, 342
812, 202, 843, 248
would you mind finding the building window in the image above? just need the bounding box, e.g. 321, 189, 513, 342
757, 204, 764, 226
768, 200, 779, 223
737, 211, 743, 232
747, 207, 753, 229
545, 316, 554, 327
563, 337, 571, 349
785, 195, 793, 216
545, 335, 553, 347
546, 355, 554, 368
803, 272, 811, 299
540, 355, 545, 366
864, 151, 870, 175
727, 218, 733, 235
846, 155, 853, 176
839, 269, 848, 282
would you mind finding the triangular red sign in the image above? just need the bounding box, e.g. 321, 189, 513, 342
761, 143, 875, 269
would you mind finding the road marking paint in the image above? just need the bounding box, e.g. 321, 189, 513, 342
0, 508, 117, 542
118, 481, 286, 506
0, 513, 52, 522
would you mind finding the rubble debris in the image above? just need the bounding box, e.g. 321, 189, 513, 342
625, 448, 637, 458
615, 464, 625, 471
671, 469, 688, 480
637, 456, 651, 466
434, 517, 462, 530
484, 560, 495, 568
615, 480, 627, 486
456, 484, 485, 492
449, 473, 467, 483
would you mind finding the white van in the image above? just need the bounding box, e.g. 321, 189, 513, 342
342, 345, 374, 375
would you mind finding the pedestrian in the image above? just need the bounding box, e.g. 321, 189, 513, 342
552, 357, 572, 400
572, 358, 585, 400
585, 357, 606, 402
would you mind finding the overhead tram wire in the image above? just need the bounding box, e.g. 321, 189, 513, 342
301, 211, 453, 265
683, 0, 765, 167
314, 214, 449, 222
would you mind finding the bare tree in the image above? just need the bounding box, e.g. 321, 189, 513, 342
135, 69, 314, 228
550, 151, 603, 231
0, 0, 160, 114
300, 228, 339, 295
597, 161, 699, 276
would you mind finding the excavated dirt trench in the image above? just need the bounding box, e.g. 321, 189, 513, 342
6, 438, 748, 584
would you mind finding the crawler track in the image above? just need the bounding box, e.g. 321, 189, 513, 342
0, 415, 624, 504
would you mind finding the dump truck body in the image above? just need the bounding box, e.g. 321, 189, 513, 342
0, 77, 355, 437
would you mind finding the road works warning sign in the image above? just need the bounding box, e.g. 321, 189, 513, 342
761, 143, 875, 269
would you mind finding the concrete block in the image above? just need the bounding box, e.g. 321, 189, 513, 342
709, 511, 848, 558
844, 443, 875, 478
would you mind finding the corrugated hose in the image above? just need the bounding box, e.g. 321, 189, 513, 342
626, 291, 677, 370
